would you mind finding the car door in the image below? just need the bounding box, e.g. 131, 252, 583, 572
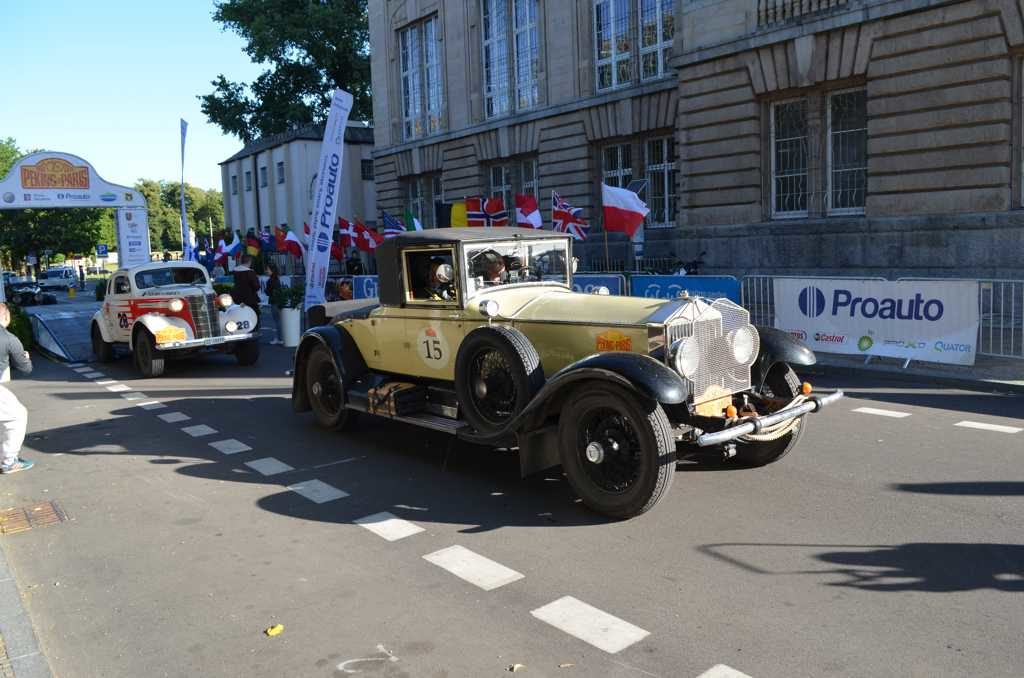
397, 247, 466, 380
103, 274, 133, 342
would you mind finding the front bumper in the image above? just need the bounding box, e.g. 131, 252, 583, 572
695, 390, 844, 447
155, 332, 256, 351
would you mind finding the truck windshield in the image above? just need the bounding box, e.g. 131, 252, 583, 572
135, 267, 208, 289
463, 239, 571, 298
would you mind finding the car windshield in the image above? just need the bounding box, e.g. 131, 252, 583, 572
134, 267, 208, 289
463, 239, 571, 298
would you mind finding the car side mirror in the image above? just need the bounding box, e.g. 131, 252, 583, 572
435, 263, 454, 284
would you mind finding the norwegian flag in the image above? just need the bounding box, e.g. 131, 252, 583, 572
466, 196, 508, 227
338, 217, 359, 249
551, 192, 589, 241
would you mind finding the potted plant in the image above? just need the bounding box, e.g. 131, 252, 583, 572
271, 282, 305, 347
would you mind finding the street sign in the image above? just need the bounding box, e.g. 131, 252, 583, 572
96, 244, 109, 257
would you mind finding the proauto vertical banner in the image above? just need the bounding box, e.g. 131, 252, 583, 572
116, 207, 151, 268
179, 118, 193, 261
304, 89, 354, 310
773, 279, 980, 365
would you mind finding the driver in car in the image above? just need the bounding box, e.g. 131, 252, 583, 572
414, 257, 454, 301
479, 250, 506, 286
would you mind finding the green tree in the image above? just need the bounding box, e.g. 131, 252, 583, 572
199, 0, 371, 142
0, 137, 20, 178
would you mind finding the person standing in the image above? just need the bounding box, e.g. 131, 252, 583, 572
265, 262, 284, 345
0, 303, 33, 474
78, 265, 86, 291
231, 254, 262, 328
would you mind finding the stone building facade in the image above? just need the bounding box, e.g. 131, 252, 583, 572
370, 0, 1024, 278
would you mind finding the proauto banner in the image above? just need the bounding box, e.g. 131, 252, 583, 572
773, 279, 979, 365
304, 88, 354, 310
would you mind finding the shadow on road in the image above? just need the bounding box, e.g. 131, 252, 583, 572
891, 481, 1024, 496
698, 542, 1024, 593
839, 389, 1023, 420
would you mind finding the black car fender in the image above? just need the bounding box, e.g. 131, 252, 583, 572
751, 325, 816, 391
291, 324, 368, 412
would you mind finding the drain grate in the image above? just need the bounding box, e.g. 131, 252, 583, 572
0, 501, 68, 535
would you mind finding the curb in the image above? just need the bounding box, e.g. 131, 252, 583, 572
802, 361, 1024, 396
0, 542, 52, 678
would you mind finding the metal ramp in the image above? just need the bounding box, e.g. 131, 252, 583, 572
26, 303, 100, 362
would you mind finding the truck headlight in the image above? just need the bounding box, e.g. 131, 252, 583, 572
728, 327, 755, 364
167, 298, 185, 312
672, 337, 700, 378
218, 293, 233, 308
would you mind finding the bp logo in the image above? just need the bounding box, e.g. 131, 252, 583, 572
857, 335, 873, 351
798, 285, 827, 318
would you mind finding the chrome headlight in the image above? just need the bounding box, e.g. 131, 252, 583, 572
672, 337, 700, 379
218, 293, 233, 308
167, 298, 185, 312
478, 299, 500, 318
728, 326, 756, 364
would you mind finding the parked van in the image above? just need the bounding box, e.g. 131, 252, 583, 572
38, 267, 77, 290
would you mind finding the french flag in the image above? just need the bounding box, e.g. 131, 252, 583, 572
515, 194, 542, 229
601, 183, 649, 238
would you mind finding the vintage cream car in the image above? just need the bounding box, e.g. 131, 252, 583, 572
292, 228, 842, 518
91, 261, 259, 377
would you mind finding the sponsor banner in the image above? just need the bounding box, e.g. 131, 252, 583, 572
630, 275, 741, 303
304, 89, 354, 310
572, 274, 626, 296
773, 279, 979, 365
352, 275, 379, 300
115, 208, 151, 268
0, 151, 139, 209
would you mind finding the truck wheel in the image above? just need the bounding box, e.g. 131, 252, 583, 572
305, 344, 355, 430
733, 363, 806, 467
559, 384, 675, 518
134, 330, 166, 378
455, 326, 543, 435
235, 339, 260, 366
92, 323, 114, 363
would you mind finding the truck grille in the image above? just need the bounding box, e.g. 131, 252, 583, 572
665, 299, 758, 404
188, 294, 221, 339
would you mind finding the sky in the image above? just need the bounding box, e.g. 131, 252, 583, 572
0, 1, 265, 191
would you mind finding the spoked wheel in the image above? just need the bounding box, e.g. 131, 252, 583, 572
732, 363, 806, 467
92, 323, 113, 362
455, 326, 543, 435
133, 330, 165, 378
559, 385, 675, 518
305, 345, 355, 430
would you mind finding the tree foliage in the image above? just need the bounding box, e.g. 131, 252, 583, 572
200, 0, 371, 142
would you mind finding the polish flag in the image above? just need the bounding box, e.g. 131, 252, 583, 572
283, 228, 304, 258
601, 183, 649, 238
514, 194, 542, 229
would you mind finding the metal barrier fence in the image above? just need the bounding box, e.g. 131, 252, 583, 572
741, 275, 1024, 360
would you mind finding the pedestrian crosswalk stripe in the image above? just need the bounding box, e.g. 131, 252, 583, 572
137, 401, 166, 410
94, 380, 117, 385
287, 479, 349, 503
181, 424, 217, 437
244, 457, 293, 475
158, 412, 190, 423
355, 512, 424, 542
121, 392, 146, 401
106, 384, 131, 392
209, 439, 253, 455
423, 545, 524, 591
530, 596, 649, 654
695, 665, 753, 678
82, 372, 104, 379
954, 420, 1022, 434
852, 407, 911, 418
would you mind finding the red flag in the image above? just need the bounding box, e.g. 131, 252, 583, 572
465, 196, 485, 227
283, 229, 304, 258
354, 220, 383, 253
514, 194, 542, 228
484, 196, 508, 227
601, 183, 650, 238
338, 217, 358, 249
273, 226, 287, 252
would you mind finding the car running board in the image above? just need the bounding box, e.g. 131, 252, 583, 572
346, 402, 467, 435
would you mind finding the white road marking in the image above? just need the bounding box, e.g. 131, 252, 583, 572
696, 665, 753, 678
955, 420, 1022, 434
66, 363, 86, 368
181, 424, 217, 437
82, 372, 104, 379
105, 384, 131, 392
137, 401, 166, 410
209, 439, 253, 455
530, 596, 649, 654
244, 457, 294, 475
72, 367, 93, 373
423, 545, 524, 591
158, 412, 190, 423
307, 456, 365, 470
852, 407, 911, 418
94, 380, 117, 385
287, 479, 349, 504
121, 392, 146, 401
355, 512, 425, 541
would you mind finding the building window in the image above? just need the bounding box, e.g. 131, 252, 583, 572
432, 174, 444, 204
771, 99, 809, 218
276, 161, 285, 184
827, 90, 867, 215
645, 137, 676, 227
602, 144, 633, 189
244, 171, 253, 192
231, 175, 238, 195
521, 158, 538, 196
639, 0, 674, 80
361, 159, 375, 181
490, 164, 513, 213
482, 0, 540, 119
594, 0, 632, 91
259, 166, 268, 188
408, 178, 425, 226
400, 16, 443, 141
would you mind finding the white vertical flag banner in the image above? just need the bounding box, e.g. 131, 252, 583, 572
179, 118, 193, 261
305, 88, 354, 311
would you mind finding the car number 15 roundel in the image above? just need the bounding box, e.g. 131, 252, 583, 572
416, 325, 451, 370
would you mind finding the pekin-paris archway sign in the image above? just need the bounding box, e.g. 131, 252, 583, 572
0, 151, 152, 269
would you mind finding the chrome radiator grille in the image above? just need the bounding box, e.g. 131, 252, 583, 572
188, 294, 221, 339
665, 299, 758, 404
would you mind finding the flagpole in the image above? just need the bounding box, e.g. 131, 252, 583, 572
603, 230, 610, 271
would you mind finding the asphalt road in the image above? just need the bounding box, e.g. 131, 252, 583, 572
2, 342, 1022, 678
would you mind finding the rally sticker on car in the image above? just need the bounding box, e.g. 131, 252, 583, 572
155, 327, 187, 344
417, 325, 451, 370
596, 330, 632, 352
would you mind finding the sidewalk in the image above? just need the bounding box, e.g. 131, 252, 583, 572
804, 352, 1024, 394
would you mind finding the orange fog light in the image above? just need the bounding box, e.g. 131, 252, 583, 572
801, 382, 813, 395
725, 404, 738, 418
